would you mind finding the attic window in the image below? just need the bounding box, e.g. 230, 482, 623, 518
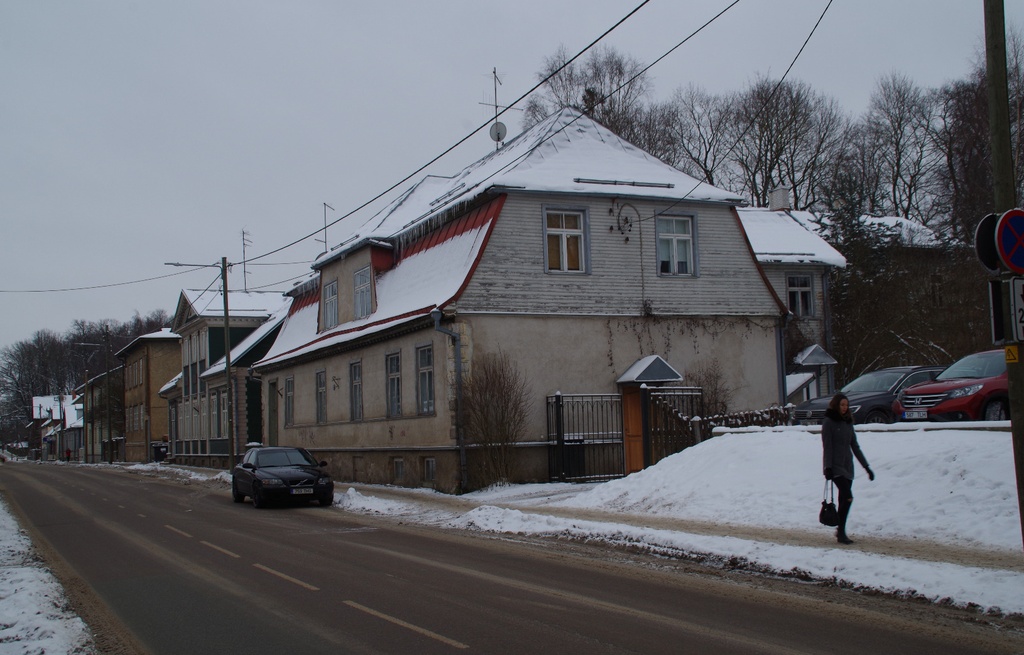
354, 267, 372, 319
574, 178, 674, 189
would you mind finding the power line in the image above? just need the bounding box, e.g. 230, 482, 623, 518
1, 0, 654, 296
0, 266, 209, 294
241, 0, 655, 266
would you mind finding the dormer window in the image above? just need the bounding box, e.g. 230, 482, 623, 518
354, 267, 372, 319
323, 280, 338, 330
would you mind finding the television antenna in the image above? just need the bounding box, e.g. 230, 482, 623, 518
316, 202, 334, 254
479, 68, 520, 150
241, 229, 253, 291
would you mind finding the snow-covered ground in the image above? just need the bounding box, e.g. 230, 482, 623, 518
2, 423, 1023, 651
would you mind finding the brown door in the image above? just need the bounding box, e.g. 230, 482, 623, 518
621, 386, 644, 474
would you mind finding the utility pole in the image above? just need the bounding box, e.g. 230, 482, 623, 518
985, 0, 1024, 552
221, 257, 236, 466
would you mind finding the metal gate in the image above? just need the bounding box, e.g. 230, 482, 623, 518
546, 393, 624, 482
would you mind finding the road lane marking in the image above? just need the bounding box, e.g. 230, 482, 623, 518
253, 563, 319, 591
137, 514, 146, 518
344, 600, 469, 650
201, 541, 240, 558
164, 525, 193, 538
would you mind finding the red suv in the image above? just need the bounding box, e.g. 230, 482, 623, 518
893, 350, 1009, 422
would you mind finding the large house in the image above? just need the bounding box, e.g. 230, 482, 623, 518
164, 288, 286, 468
115, 328, 181, 462
251, 108, 794, 491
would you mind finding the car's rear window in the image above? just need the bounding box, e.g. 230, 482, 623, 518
936, 352, 1006, 381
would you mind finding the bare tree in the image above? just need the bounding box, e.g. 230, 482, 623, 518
463, 351, 531, 488
725, 77, 848, 209
522, 45, 652, 138
666, 84, 733, 187
865, 73, 941, 223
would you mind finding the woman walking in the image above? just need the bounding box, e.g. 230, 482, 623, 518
822, 393, 875, 544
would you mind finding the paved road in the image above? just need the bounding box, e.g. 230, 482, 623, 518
1, 463, 1021, 654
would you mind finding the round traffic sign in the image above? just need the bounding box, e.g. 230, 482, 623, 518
996, 208, 1024, 274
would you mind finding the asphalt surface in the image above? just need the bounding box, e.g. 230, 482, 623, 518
2, 463, 1023, 655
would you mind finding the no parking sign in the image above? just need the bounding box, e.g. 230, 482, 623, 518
996, 208, 1024, 274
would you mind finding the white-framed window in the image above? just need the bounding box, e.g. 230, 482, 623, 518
349, 361, 363, 421
416, 345, 434, 415
354, 266, 372, 319
386, 352, 401, 418
544, 209, 587, 273
323, 279, 339, 330
787, 274, 814, 317
657, 216, 695, 276
392, 457, 405, 482
423, 457, 436, 482
316, 370, 327, 424
284, 377, 294, 426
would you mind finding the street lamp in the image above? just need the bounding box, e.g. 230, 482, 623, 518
165, 258, 236, 467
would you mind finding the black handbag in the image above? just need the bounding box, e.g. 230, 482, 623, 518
819, 480, 839, 527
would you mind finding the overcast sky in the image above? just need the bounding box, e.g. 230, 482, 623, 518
2, 1, 1020, 351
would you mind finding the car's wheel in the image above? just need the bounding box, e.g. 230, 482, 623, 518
231, 480, 245, 503
864, 410, 889, 424
318, 494, 333, 507
251, 486, 266, 509
983, 399, 1009, 421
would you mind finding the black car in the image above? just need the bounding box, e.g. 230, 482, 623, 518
792, 365, 945, 424
231, 446, 334, 508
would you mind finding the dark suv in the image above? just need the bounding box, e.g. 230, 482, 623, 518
792, 366, 944, 424
893, 350, 1008, 422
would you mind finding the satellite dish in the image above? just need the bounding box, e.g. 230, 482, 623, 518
489, 121, 507, 142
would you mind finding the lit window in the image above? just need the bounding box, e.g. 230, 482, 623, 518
545, 210, 587, 273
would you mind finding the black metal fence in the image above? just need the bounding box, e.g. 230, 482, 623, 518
547, 389, 790, 483
547, 393, 624, 482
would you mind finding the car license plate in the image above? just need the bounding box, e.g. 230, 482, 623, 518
904, 410, 928, 420
290, 488, 314, 495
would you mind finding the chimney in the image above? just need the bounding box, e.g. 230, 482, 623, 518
768, 187, 791, 211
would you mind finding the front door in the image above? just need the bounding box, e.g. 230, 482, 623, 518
621, 386, 644, 474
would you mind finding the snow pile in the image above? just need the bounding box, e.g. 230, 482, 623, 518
0, 495, 92, 653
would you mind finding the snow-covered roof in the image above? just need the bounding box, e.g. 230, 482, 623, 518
785, 372, 815, 396
179, 288, 282, 321
203, 296, 291, 378
862, 215, 940, 247
257, 198, 502, 369
159, 372, 182, 396
793, 344, 838, 366
114, 327, 179, 358
616, 355, 683, 384
736, 207, 847, 267
316, 108, 743, 267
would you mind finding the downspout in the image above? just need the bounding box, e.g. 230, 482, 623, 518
431, 307, 467, 493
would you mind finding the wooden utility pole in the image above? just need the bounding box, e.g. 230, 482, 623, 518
985, 0, 1024, 552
